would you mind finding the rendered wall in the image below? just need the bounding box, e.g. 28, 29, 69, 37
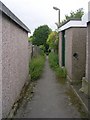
0, 11, 2, 119
59, 27, 86, 81
2, 13, 29, 118
65, 28, 73, 80
86, 22, 90, 82
59, 32, 62, 66
72, 28, 86, 81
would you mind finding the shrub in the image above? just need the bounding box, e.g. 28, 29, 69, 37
29, 55, 45, 81
48, 52, 67, 78
48, 52, 59, 70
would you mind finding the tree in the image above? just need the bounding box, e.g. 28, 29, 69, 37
47, 31, 59, 53
32, 25, 52, 52
61, 8, 84, 24
28, 36, 33, 42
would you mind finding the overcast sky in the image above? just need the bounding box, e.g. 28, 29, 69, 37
1, 0, 89, 35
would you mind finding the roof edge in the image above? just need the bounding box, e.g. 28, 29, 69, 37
59, 18, 81, 28
58, 19, 87, 32
0, 1, 31, 33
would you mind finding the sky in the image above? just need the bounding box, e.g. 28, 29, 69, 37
1, 0, 89, 35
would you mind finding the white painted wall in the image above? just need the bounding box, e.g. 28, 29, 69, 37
82, 13, 88, 24
88, 1, 90, 22
59, 20, 87, 32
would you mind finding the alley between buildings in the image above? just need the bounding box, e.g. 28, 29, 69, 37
14, 57, 86, 118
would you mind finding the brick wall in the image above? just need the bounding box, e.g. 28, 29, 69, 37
2, 13, 29, 118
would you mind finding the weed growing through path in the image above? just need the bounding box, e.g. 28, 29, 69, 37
65, 88, 88, 118
29, 55, 45, 81
48, 52, 67, 78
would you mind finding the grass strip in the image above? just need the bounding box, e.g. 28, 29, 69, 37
29, 55, 45, 81
48, 52, 67, 78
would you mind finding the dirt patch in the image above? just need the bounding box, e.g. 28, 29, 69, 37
57, 77, 67, 85
65, 87, 88, 118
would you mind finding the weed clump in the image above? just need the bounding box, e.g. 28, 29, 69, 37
29, 55, 45, 81
48, 52, 67, 78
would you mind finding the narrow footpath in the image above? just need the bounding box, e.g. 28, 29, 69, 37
14, 57, 82, 118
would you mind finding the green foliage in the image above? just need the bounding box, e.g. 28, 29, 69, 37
32, 25, 52, 52
28, 36, 34, 42
61, 8, 84, 24
48, 52, 59, 69
55, 67, 67, 78
39, 45, 45, 51
29, 55, 45, 81
40, 49, 45, 56
48, 52, 67, 78
47, 31, 59, 52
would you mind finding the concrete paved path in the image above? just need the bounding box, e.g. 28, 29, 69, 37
14, 57, 81, 118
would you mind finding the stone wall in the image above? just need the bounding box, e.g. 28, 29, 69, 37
2, 13, 29, 118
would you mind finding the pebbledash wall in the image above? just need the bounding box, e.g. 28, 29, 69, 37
58, 19, 87, 81
86, 1, 90, 83
79, 2, 90, 96
87, 20, 90, 83
0, 7, 2, 120
84, 1, 90, 96
0, 1, 30, 118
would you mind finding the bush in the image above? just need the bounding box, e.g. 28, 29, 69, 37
48, 52, 59, 70
48, 52, 67, 78
29, 55, 45, 81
